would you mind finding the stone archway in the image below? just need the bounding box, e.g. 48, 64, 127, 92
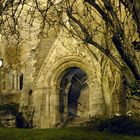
46, 58, 96, 127
33, 56, 104, 128
59, 67, 89, 123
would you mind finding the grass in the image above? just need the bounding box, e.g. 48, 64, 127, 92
0, 127, 140, 140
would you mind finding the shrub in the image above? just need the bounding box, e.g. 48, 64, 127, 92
84, 115, 140, 136
0, 103, 28, 128
0, 103, 19, 115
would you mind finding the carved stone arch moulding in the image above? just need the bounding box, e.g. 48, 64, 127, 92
42, 55, 95, 89
33, 55, 103, 128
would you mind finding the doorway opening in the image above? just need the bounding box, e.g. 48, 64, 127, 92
59, 67, 89, 123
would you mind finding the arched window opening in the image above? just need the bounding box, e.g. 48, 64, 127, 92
19, 74, 23, 90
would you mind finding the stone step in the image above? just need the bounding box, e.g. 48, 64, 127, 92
62, 117, 89, 127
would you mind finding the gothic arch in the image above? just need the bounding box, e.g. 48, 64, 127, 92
43, 56, 94, 88
38, 56, 98, 127
33, 56, 104, 128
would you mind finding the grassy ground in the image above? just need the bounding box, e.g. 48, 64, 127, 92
0, 127, 140, 140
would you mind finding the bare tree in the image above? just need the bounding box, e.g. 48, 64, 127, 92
0, 0, 140, 96
63, 0, 140, 94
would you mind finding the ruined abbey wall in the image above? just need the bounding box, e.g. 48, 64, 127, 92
0, 0, 140, 128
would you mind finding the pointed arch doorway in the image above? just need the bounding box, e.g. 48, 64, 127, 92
59, 67, 89, 123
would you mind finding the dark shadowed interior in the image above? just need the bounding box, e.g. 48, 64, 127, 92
59, 67, 88, 122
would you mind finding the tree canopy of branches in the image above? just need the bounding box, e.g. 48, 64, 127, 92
0, 0, 140, 96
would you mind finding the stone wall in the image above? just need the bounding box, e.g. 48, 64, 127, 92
30, 30, 107, 128
0, 93, 20, 105
0, 0, 139, 128
0, 113, 16, 128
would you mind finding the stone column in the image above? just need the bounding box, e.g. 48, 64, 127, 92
12, 70, 19, 91
63, 92, 68, 120
64, 82, 71, 119
15, 74, 18, 91
49, 85, 60, 127
89, 77, 105, 117
39, 88, 51, 128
